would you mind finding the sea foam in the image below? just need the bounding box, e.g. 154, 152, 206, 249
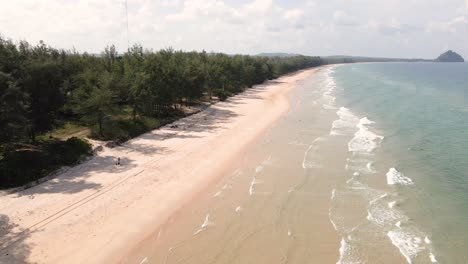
330, 107, 359, 136
194, 214, 214, 235
302, 138, 325, 169
367, 204, 404, 226
386, 168, 414, 185
348, 117, 384, 153
249, 177, 263, 196
336, 236, 362, 264
387, 230, 426, 264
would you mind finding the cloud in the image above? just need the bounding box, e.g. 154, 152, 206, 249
0, 0, 127, 49
306, 1, 317, 7
368, 19, 417, 36
332, 10, 358, 26
244, 0, 273, 13
284, 9, 304, 21
426, 16, 468, 33
0, 0, 466, 58
165, 0, 230, 21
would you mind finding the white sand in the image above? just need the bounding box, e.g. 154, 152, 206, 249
0, 68, 320, 264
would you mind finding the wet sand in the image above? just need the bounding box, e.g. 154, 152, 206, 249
0, 68, 322, 264
123, 65, 408, 264
124, 67, 345, 264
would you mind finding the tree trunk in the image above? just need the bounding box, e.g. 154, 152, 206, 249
29, 128, 36, 144
132, 105, 137, 121
98, 118, 103, 138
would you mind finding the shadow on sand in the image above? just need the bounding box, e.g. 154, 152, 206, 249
10, 83, 264, 197
0, 82, 274, 262
0, 215, 31, 264
13, 154, 141, 197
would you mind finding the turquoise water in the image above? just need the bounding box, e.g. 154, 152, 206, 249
333, 62, 468, 263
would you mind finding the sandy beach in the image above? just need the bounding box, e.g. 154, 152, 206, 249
0, 67, 321, 264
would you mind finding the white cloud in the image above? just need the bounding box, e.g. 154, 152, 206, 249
333, 10, 358, 26
284, 9, 304, 21
244, 0, 273, 13
426, 16, 468, 33
306, 1, 317, 7
165, 0, 229, 21
0, 0, 128, 50
0, 0, 466, 58
368, 19, 403, 35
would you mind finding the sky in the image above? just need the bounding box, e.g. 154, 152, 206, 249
1, 0, 467, 59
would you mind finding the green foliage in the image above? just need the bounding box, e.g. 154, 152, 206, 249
90, 117, 161, 141
59, 137, 92, 162
0, 72, 29, 143
0, 137, 91, 188
73, 71, 117, 138
0, 149, 47, 188
0, 35, 323, 188
49, 122, 88, 138
213, 89, 231, 101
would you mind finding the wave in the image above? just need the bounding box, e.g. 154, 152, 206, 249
194, 214, 214, 235
424, 236, 431, 244
366, 162, 375, 173
366, 193, 407, 227
249, 177, 256, 196
365, 188, 435, 263
337, 177, 435, 263
386, 168, 414, 185
255, 165, 264, 173
213, 183, 232, 197
249, 177, 263, 196
323, 104, 337, 110
288, 139, 309, 146
336, 236, 362, 264
348, 117, 384, 153
302, 137, 325, 169
330, 107, 384, 155
329, 189, 339, 231
387, 230, 427, 264
262, 155, 272, 165
330, 107, 359, 136
345, 157, 376, 174
318, 69, 338, 111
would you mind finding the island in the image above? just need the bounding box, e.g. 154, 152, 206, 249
435, 50, 465, 62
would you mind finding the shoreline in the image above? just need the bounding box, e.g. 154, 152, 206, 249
0, 66, 324, 264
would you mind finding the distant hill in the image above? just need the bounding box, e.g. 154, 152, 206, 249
256, 52, 302, 58
323, 55, 430, 64
435, 50, 464, 62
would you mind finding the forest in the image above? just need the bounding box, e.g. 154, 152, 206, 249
0, 36, 323, 188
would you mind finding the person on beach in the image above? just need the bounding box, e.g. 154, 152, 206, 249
116, 157, 121, 166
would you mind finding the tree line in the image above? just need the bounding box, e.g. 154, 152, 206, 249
0, 36, 323, 144
0, 36, 324, 188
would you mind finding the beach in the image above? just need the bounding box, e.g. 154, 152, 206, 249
0, 67, 322, 264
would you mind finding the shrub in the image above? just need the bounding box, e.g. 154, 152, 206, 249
49, 137, 92, 165
90, 117, 161, 141
0, 149, 47, 188
0, 137, 92, 189
214, 89, 232, 101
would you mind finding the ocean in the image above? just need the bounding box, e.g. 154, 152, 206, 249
128, 63, 468, 264
331, 62, 468, 263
